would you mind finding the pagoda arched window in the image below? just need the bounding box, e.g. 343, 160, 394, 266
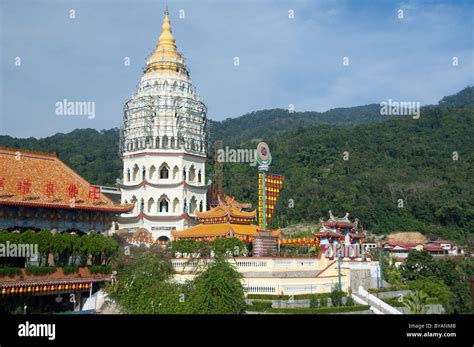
126, 169, 131, 182
140, 198, 145, 212
162, 135, 169, 148
142, 166, 146, 180
199, 201, 203, 212
183, 167, 187, 181
170, 137, 176, 148
159, 163, 169, 179
183, 198, 187, 214
159, 197, 169, 213
198, 170, 202, 183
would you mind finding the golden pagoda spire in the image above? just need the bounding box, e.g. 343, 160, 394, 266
150, 8, 179, 59
157, 10, 175, 49
145, 7, 187, 75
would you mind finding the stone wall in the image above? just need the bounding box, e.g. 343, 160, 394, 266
349, 269, 377, 289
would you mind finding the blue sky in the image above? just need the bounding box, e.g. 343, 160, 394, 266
0, 0, 473, 138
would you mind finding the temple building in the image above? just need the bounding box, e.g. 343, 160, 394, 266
118, 9, 208, 241
314, 211, 363, 246
171, 195, 280, 243
0, 148, 133, 233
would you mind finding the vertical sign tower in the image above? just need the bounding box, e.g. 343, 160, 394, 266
254, 142, 284, 257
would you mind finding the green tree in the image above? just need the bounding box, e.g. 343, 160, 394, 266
403, 290, 429, 314
400, 250, 434, 281
186, 258, 246, 314
211, 237, 244, 257
330, 284, 344, 307
107, 249, 188, 314
407, 278, 452, 312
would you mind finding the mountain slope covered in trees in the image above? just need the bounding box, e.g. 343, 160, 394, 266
0, 87, 472, 241
214, 87, 474, 242
209, 104, 395, 147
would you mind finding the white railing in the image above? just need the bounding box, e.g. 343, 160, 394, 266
358, 286, 403, 314
242, 280, 348, 296
235, 260, 268, 268
244, 286, 277, 294
172, 257, 324, 272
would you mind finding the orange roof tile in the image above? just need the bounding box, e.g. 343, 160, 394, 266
0, 147, 133, 213
171, 223, 280, 238
195, 194, 256, 221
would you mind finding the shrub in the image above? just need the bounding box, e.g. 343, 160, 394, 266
247, 304, 371, 314
251, 301, 273, 311
330, 284, 344, 307
62, 265, 79, 275
310, 296, 319, 308
246, 293, 331, 300
25, 266, 56, 275
88, 265, 112, 274
345, 295, 355, 306
0, 267, 21, 277
211, 237, 244, 257
319, 297, 328, 307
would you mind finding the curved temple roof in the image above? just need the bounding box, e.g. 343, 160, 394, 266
0, 147, 133, 213
195, 195, 256, 221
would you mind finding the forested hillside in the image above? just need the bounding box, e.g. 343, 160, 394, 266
209, 104, 394, 147
1, 87, 472, 241
215, 88, 474, 242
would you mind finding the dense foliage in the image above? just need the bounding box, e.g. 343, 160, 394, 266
0, 88, 472, 243
399, 250, 473, 313
215, 88, 474, 243
0, 230, 118, 267
106, 249, 187, 314
171, 237, 245, 257
209, 104, 394, 147
107, 249, 246, 314
186, 258, 246, 314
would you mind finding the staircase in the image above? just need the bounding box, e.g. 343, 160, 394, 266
351, 286, 403, 314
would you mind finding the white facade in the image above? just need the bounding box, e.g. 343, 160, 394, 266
118, 11, 208, 240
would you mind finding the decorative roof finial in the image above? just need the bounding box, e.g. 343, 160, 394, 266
164, 2, 169, 16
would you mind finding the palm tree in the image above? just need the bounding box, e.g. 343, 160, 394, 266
403, 290, 429, 314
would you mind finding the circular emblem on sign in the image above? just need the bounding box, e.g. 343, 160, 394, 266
257, 142, 271, 161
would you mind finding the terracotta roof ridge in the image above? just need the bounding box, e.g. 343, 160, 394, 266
0, 147, 57, 159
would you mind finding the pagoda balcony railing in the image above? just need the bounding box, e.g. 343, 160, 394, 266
171, 257, 329, 273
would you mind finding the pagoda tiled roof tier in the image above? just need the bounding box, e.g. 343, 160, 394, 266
171, 223, 280, 239
313, 231, 345, 239
0, 148, 134, 213
195, 195, 256, 222
319, 210, 359, 228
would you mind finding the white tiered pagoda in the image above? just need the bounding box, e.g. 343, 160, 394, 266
118, 9, 208, 241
